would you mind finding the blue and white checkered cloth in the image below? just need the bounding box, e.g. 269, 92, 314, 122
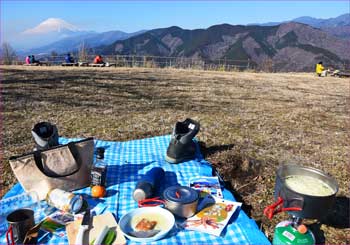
1, 135, 270, 244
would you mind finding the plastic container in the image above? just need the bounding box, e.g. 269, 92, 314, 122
46, 189, 82, 214
0, 191, 40, 237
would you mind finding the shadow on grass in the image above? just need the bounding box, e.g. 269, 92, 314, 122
224, 179, 254, 217
199, 142, 235, 158
308, 222, 326, 244
199, 141, 262, 217
2, 71, 207, 113
320, 196, 350, 229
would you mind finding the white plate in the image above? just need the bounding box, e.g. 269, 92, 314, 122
118, 207, 175, 242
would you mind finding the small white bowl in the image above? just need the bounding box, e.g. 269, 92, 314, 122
118, 207, 175, 242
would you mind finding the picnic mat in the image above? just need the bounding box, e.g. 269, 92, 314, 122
1, 135, 270, 244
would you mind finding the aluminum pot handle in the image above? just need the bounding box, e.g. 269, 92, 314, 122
138, 197, 166, 207
264, 196, 302, 219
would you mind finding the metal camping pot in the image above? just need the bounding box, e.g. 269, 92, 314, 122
163, 186, 199, 218
274, 165, 338, 219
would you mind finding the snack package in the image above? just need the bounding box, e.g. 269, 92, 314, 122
189, 176, 223, 199
39, 210, 74, 237
183, 197, 242, 237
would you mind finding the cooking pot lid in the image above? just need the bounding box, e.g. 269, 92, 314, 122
163, 186, 198, 204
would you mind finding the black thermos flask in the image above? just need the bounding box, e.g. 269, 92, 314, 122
133, 167, 165, 201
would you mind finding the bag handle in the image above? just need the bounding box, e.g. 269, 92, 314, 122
33, 142, 81, 178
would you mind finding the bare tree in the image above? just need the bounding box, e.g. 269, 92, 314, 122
78, 41, 88, 62
260, 58, 274, 72
1, 42, 16, 65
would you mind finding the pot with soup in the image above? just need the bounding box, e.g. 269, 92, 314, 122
274, 165, 338, 219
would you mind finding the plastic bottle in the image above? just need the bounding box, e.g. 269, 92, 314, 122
133, 167, 165, 201
272, 220, 315, 245
91, 147, 107, 187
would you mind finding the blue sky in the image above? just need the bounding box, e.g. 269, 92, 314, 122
1, 1, 349, 41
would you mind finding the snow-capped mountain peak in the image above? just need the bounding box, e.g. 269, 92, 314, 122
22, 18, 81, 35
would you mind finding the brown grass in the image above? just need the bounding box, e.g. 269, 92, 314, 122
1, 65, 349, 243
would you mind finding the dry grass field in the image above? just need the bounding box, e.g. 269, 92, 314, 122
1, 65, 349, 244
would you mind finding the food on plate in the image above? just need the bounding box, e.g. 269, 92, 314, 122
120, 207, 175, 241
135, 218, 157, 231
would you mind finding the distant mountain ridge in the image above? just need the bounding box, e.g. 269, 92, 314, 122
16, 14, 350, 71
96, 22, 350, 71
27, 29, 146, 55
293, 14, 349, 28
250, 14, 350, 40
13, 17, 147, 54
14, 18, 92, 50
250, 14, 349, 28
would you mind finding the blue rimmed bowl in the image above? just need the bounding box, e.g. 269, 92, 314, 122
118, 207, 175, 242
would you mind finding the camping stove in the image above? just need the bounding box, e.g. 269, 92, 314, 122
263, 165, 338, 245
264, 196, 316, 244
272, 215, 315, 245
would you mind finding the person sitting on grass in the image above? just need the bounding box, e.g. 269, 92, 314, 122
25, 56, 30, 64
316, 61, 327, 77
65, 53, 74, 63
30, 55, 40, 65
93, 55, 105, 65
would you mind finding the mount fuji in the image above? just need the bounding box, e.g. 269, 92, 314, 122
22, 18, 81, 35
15, 18, 92, 51
13, 18, 146, 55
